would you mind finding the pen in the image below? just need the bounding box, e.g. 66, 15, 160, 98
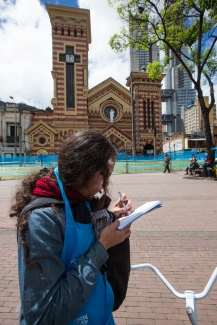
118, 191, 129, 215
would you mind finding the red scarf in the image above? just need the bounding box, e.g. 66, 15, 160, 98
33, 176, 84, 200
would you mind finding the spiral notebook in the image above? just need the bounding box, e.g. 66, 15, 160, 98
118, 200, 162, 230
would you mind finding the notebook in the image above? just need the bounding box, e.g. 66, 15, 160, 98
118, 200, 162, 230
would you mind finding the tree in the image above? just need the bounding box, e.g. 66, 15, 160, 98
108, 0, 217, 159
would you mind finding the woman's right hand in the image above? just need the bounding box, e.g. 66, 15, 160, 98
98, 219, 131, 250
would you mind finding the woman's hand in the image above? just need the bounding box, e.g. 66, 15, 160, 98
110, 193, 133, 218
98, 219, 131, 250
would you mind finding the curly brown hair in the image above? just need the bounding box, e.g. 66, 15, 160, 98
10, 130, 117, 275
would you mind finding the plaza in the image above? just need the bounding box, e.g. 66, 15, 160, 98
0, 171, 217, 325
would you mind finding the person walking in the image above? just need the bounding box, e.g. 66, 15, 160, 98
164, 153, 171, 173
10, 131, 133, 325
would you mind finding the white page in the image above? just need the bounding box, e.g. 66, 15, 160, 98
118, 200, 162, 230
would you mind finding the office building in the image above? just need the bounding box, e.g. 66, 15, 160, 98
163, 47, 196, 133
130, 43, 159, 71
182, 96, 216, 134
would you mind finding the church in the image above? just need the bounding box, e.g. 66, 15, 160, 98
25, 4, 164, 155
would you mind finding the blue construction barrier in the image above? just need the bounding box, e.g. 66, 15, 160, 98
0, 150, 210, 166
0, 154, 58, 167
116, 150, 208, 162
0, 150, 212, 179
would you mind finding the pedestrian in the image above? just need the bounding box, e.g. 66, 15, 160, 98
10, 131, 133, 325
203, 159, 213, 177
164, 153, 171, 173
191, 153, 197, 161
185, 157, 199, 175
204, 151, 208, 161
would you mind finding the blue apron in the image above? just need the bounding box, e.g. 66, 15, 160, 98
54, 168, 115, 325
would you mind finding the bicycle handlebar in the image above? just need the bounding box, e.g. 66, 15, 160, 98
131, 263, 217, 299
131, 263, 185, 299
131, 263, 217, 325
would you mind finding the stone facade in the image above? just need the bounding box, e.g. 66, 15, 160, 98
0, 102, 34, 157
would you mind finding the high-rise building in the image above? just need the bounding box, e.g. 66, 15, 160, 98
130, 24, 159, 71
164, 47, 196, 133
130, 43, 159, 71
182, 96, 216, 134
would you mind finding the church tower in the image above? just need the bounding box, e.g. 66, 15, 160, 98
26, 4, 134, 155
47, 4, 91, 120
26, 4, 91, 154
126, 72, 164, 155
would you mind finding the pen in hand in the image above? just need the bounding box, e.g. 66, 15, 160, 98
118, 191, 129, 215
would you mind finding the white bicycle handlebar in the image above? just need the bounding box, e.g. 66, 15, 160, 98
131, 263, 217, 325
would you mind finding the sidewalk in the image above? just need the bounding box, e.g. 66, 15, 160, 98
0, 172, 217, 324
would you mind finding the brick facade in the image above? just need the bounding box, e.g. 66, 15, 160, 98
126, 72, 164, 154
25, 4, 164, 155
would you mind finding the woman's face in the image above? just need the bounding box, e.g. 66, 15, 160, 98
78, 156, 116, 200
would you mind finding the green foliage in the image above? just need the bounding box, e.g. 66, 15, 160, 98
146, 62, 165, 79
108, 0, 217, 98
108, 0, 217, 152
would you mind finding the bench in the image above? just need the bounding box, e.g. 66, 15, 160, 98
192, 168, 205, 177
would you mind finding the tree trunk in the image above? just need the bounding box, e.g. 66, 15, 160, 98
201, 103, 214, 161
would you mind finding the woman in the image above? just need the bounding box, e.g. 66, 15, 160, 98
10, 131, 132, 325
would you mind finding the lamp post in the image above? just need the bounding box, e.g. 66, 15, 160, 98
130, 73, 136, 156
152, 110, 157, 156
18, 105, 22, 167
9, 96, 17, 156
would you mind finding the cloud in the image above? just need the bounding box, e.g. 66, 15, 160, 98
0, 0, 52, 108
0, 0, 216, 112
0, 0, 129, 108
78, 0, 129, 89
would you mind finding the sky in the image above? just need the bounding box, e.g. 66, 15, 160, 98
0, 0, 129, 109
0, 0, 216, 112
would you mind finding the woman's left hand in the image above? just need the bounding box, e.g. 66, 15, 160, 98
110, 193, 133, 218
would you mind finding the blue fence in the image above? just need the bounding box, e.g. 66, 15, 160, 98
0, 150, 216, 179
0, 154, 58, 167
0, 150, 214, 167
116, 150, 211, 162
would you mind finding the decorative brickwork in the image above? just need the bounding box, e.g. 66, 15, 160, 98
126, 72, 164, 154
26, 4, 164, 156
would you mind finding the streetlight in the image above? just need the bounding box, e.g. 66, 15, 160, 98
18, 104, 23, 167
152, 111, 157, 156
9, 96, 23, 166
128, 73, 136, 156
9, 96, 17, 156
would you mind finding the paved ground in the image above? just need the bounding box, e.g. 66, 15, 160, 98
0, 172, 217, 325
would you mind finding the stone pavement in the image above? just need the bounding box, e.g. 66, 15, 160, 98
0, 172, 217, 325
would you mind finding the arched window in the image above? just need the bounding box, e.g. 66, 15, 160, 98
143, 100, 146, 129
151, 101, 154, 130
147, 98, 151, 128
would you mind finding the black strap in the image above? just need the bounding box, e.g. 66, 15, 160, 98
21, 197, 64, 216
